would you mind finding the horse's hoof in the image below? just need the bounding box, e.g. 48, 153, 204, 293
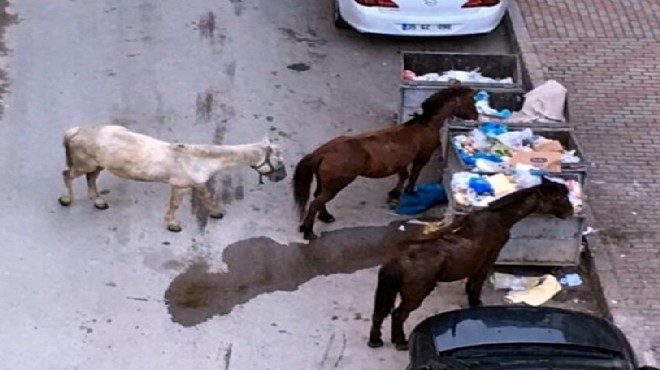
318, 213, 335, 223
394, 341, 409, 351
303, 231, 318, 241
58, 197, 72, 207
468, 299, 483, 307
94, 201, 109, 210
367, 339, 384, 348
209, 212, 224, 219
387, 191, 401, 201
167, 224, 182, 233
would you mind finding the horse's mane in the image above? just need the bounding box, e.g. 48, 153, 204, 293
482, 183, 544, 212
172, 143, 260, 158
403, 87, 473, 126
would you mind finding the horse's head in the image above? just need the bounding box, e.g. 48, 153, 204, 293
420, 80, 479, 121
535, 177, 574, 219
252, 138, 287, 183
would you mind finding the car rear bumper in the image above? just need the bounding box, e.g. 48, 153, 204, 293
338, 0, 507, 36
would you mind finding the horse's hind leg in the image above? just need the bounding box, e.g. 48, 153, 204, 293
300, 177, 354, 240
165, 186, 187, 232
314, 184, 334, 223
387, 168, 409, 206
59, 168, 83, 206
86, 167, 108, 210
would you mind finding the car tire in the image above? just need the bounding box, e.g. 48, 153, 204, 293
333, 0, 351, 29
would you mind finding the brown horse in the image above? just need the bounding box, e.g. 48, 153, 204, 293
367, 177, 575, 351
292, 81, 478, 240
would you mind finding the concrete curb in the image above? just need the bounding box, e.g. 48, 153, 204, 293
506, 0, 544, 88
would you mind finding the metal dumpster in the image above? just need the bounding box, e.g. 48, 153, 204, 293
445, 125, 588, 174
399, 51, 525, 124
442, 169, 587, 266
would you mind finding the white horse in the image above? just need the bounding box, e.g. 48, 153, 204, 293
58, 125, 287, 232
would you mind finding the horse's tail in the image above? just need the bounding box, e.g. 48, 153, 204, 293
372, 262, 402, 320
292, 152, 322, 220
62, 126, 81, 168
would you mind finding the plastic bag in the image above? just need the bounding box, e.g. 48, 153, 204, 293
513, 165, 542, 189
468, 177, 494, 195
451, 172, 478, 191
469, 129, 489, 151
480, 122, 508, 138
496, 128, 534, 151
474, 158, 508, 173
561, 150, 580, 164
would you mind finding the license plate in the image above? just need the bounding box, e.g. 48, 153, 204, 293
401, 23, 452, 31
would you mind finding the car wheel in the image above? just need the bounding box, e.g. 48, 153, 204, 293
333, 0, 350, 29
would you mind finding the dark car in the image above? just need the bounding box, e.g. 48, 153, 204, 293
407, 305, 659, 370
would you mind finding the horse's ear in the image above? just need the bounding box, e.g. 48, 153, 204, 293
541, 176, 552, 185
449, 79, 461, 89
262, 135, 271, 145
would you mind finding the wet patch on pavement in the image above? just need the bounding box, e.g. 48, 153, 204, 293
287, 63, 310, 72
228, 0, 245, 16
278, 27, 327, 47
198, 11, 216, 39
0, 0, 18, 118
164, 217, 604, 327
164, 223, 407, 327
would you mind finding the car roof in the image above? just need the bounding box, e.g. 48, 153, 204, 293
412, 305, 629, 354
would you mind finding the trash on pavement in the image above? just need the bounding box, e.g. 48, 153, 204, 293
490, 272, 543, 291
560, 273, 583, 287
394, 183, 448, 215
504, 274, 562, 306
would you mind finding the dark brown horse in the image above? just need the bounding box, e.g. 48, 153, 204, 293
293, 81, 478, 240
367, 177, 575, 351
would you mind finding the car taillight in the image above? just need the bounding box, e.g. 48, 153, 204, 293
462, 0, 500, 7
355, 0, 399, 8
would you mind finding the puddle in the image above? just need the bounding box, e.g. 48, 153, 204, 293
164, 222, 410, 327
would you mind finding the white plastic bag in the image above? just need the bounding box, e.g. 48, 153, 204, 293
474, 158, 508, 173
469, 129, 489, 151
496, 128, 533, 151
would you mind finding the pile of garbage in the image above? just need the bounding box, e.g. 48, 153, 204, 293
402, 68, 514, 85
450, 167, 584, 212
452, 122, 580, 173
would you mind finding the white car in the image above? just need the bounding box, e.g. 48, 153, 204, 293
334, 0, 508, 37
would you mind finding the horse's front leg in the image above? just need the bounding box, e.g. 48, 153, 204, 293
404, 157, 430, 194
391, 282, 435, 351
165, 186, 187, 232
465, 268, 493, 307
193, 185, 223, 219
86, 167, 108, 210
387, 168, 409, 206
59, 168, 83, 206
466, 254, 502, 307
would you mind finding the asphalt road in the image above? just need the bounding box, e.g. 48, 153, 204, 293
0, 1, 512, 369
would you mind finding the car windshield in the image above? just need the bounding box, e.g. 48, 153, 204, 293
442, 344, 631, 370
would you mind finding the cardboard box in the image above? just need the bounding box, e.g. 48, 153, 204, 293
510, 151, 562, 172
